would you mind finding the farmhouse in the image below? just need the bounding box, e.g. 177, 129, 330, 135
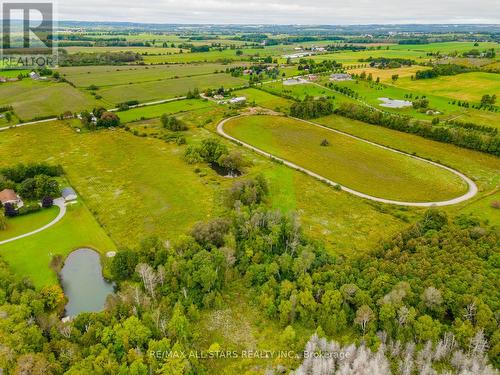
62, 187, 77, 202
0, 189, 23, 207
330, 73, 352, 81
229, 97, 247, 104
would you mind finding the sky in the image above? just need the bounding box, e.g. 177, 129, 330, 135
52, 0, 499, 24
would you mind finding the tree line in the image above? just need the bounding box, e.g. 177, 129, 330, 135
334, 103, 500, 156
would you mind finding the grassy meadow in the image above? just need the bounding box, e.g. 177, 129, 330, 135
59, 63, 237, 87
395, 71, 500, 102
0, 120, 224, 248
97, 73, 247, 104
0, 79, 105, 120
223, 115, 468, 202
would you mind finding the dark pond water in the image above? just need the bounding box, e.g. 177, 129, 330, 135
210, 163, 242, 178
60, 248, 114, 317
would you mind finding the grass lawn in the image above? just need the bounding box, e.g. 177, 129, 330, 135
0, 206, 59, 241
396, 72, 500, 103
0, 120, 224, 248
59, 63, 237, 88
0, 79, 105, 121
98, 73, 247, 105
0, 201, 116, 288
223, 115, 468, 202
118, 98, 216, 123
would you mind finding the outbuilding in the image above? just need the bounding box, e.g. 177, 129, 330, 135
62, 187, 77, 202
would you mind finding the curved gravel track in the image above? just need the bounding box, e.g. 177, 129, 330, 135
0, 198, 67, 246
217, 114, 478, 207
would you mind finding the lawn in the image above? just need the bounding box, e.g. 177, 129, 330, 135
0, 79, 105, 121
0, 120, 223, 248
0, 201, 116, 288
396, 72, 500, 103
59, 63, 238, 88
232, 88, 293, 112
0, 206, 59, 241
117, 98, 216, 123
98, 73, 247, 105
223, 115, 468, 202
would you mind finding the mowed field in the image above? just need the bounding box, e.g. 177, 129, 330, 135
0, 120, 221, 247
59, 63, 237, 87
0, 80, 105, 120
223, 115, 468, 202
396, 72, 500, 102
98, 73, 247, 104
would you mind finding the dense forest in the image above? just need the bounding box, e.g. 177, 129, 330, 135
0, 175, 498, 373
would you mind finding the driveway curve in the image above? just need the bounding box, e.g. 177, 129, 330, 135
217, 114, 478, 207
0, 198, 67, 246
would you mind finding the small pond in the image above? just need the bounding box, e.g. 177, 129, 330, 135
378, 97, 413, 108
60, 248, 114, 317
210, 163, 242, 178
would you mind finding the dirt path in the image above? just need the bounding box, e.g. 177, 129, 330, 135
217, 114, 478, 207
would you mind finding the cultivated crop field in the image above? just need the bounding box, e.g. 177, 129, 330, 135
223, 115, 468, 202
97, 73, 247, 104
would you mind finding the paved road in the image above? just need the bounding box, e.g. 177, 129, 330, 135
0, 198, 67, 246
0, 96, 191, 132
217, 114, 478, 207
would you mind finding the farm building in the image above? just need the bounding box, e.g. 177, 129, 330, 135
62, 187, 77, 202
330, 73, 352, 81
229, 97, 247, 104
0, 189, 23, 207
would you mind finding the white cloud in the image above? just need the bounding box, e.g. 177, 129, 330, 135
56, 0, 500, 24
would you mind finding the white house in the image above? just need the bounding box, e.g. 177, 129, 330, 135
61, 187, 77, 202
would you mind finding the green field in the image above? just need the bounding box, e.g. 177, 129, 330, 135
117, 98, 216, 123
0, 120, 223, 247
59, 63, 237, 87
0, 201, 116, 287
0, 206, 59, 241
0, 79, 105, 120
223, 115, 468, 202
233, 87, 294, 111
396, 72, 500, 103
98, 73, 247, 104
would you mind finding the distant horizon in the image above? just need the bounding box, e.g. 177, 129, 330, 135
4, 0, 499, 26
